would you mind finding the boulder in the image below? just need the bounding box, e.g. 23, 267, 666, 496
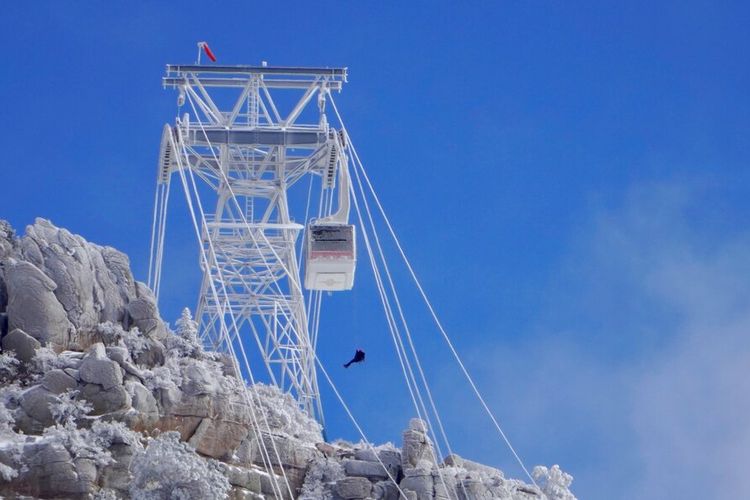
433, 469, 460, 500
401, 468, 435, 500
133, 337, 166, 367
5, 260, 73, 348
456, 478, 493, 500
126, 380, 159, 424
402, 419, 435, 470
19, 385, 59, 427
126, 282, 167, 340
373, 480, 401, 500
81, 383, 130, 415
106, 345, 141, 377
1, 328, 41, 363
0, 221, 16, 311
20, 221, 100, 333
241, 432, 318, 492
229, 487, 265, 500
315, 441, 336, 457
41, 369, 78, 394
443, 454, 504, 479
226, 464, 263, 493
79, 343, 123, 389
335, 476, 372, 499
353, 447, 401, 478
182, 362, 221, 396
11, 441, 97, 497
344, 458, 390, 480
99, 443, 136, 493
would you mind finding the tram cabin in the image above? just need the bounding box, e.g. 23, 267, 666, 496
304, 224, 356, 291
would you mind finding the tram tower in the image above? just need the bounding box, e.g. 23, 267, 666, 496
151, 63, 356, 424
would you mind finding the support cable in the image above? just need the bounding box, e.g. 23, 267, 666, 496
312, 351, 409, 500
174, 139, 294, 499
329, 94, 540, 489
348, 156, 455, 498
185, 94, 320, 417
180, 91, 436, 496
182, 156, 298, 500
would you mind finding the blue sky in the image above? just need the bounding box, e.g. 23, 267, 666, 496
2, 2, 749, 498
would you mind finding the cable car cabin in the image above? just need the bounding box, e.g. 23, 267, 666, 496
304, 224, 356, 291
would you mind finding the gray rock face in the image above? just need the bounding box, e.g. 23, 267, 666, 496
401, 468, 435, 500
1, 439, 108, 498
81, 382, 130, 414
402, 418, 436, 470
126, 282, 168, 340
0, 220, 16, 312
126, 380, 159, 424
79, 343, 123, 389
18, 385, 59, 431
352, 448, 401, 480
344, 458, 391, 480
226, 464, 263, 493
2, 327, 41, 363
20, 219, 135, 332
457, 478, 494, 500
373, 480, 401, 500
444, 453, 504, 479
5, 260, 74, 347
41, 369, 77, 394
159, 390, 252, 459
1, 219, 168, 351
335, 476, 373, 499
99, 443, 136, 493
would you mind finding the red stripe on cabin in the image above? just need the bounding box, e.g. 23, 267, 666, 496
311, 251, 354, 258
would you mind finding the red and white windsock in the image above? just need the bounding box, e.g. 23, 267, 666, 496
198, 41, 217, 62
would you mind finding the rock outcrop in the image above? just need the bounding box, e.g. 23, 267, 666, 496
0, 219, 577, 499
0, 218, 165, 351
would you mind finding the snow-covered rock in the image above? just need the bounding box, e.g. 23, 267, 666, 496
5, 259, 74, 347
0, 219, 577, 499
2, 327, 41, 363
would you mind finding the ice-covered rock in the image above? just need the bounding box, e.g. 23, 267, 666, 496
41, 368, 77, 394
0, 219, 578, 500
2, 327, 41, 363
0, 218, 168, 351
79, 342, 123, 389
19, 385, 59, 429
402, 418, 436, 470
335, 476, 373, 499
5, 259, 74, 347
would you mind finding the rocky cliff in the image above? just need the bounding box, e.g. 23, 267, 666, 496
0, 219, 576, 499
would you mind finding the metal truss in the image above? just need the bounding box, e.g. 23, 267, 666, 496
155, 64, 349, 423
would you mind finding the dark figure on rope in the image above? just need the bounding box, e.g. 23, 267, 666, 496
343, 349, 365, 368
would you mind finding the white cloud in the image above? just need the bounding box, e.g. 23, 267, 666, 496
443, 181, 750, 499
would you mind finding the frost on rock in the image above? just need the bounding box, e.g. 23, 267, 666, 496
50, 389, 93, 425
0, 352, 19, 382
247, 383, 323, 442
533, 465, 576, 500
0, 219, 578, 499
129, 431, 230, 500
299, 457, 345, 499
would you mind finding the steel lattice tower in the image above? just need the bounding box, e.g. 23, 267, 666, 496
152, 64, 351, 423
